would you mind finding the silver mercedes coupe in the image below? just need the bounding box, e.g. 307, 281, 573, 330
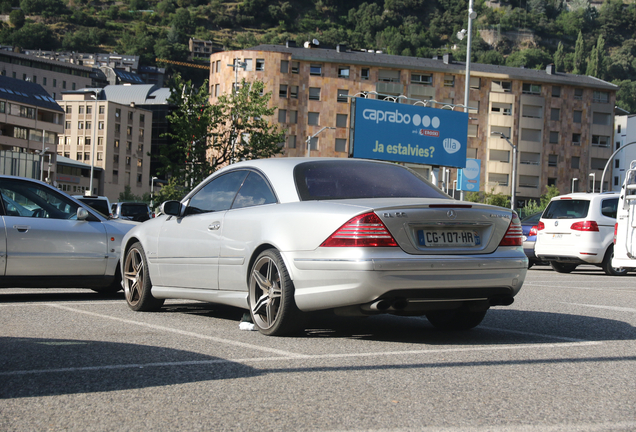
121, 158, 527, 335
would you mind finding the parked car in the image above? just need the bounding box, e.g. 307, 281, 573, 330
121, 158, 527, 336
613, 160, 636, 272
73, 194, 112, 218
0, 176, 137, 292
111, 202, 152, 222
521, 211, 542, 268
535, 192, 625, 275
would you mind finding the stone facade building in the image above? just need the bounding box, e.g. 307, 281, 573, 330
209, 43, 617, 205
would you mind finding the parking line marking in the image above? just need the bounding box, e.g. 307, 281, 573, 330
47, 304, 310, 358
0, 341, 601, 377
523, 282, 636, 293
563, 302, 636, 313
479, 326, 587, 342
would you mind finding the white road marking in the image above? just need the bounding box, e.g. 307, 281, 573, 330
563, 302, 636, 313
480, 326, 587, 342
523, 282, 635, 293
331, 421, 636, 432
0, 341, 601, 377
47, 304, 310, 358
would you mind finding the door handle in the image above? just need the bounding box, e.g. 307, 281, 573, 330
208, 222, 221, 231
13, 225, 30, 233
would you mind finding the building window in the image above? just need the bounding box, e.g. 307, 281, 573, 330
336, 114, 347, 128
572, 133, 581, 145
13, 127, 27, 139
573, 110, 582, 123
137, 143, 143, 152
256, 59, 265, 71
310, 64, 322, 76
128, 111, 133, 121
280, 60, 289, 73
551, 108, 560, 121
99, 105, 105, 114
338, 66, 350, 78
97, 152, 103, 161
278, 109, 287, 123
335, 138, 347, 153
410, 73, 432, 85
53, 79, 57, 87
548, 177, 557, 187
593, 91, 609, 103
591, 158, 607, 170
78, 106, 84, 114
522, 83, 541, 95
467, 124, 478, 137
63, 81, 67, 89
617, 124, 621, 133
308, 112, 319, 125
491, 80, 511, 92
552, 86, 561, 97
289, 110, 297, 124
361, 68, 370, 80
308, 137, 318, 150
522, 105, 542, 118
137, 159, 142, 168
85, 137, 91, 146
140, 114, 145, 125
126, 126, 132, 136
548, 154, 558, 167
574, 88, 583, 100
126, 141, 132, 151
288, 135, 296, 148
489, 149, 510, 163
291, 62, 299, 74
520, 152, 540, 165
78, 122, 84, 129
279, 84, 288, 98
309, 87, 321, 101
470, 77, 480, 89
98, 137, 103, 146
76, 152, 82, 160
98, 121, 104, 130
86, 122, 91, 130
337, 89, 348, 103
65, 121, 71, 129
521, 128, 541, 142
591, 135, 610, 147
549, 132, 559, 144
444, 75, 455, 87
113, 154, 119, 163
488, 173, 509, 187
114, 139, 120, 149
290, 85, 298, 99
137, 173, 143, 183
84, 152, 90, 160
491, 102, 512, 116
72, 83, 76, 90
66, 106, 72, 114
491, 126, 511, 138
593, 112, 611, 126
126, 156, 131, 166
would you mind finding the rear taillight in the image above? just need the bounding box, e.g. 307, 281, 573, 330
529, 226, 538, 236
321, 212, 398, 247
499, 213, 523, 246
537, 221, 545, 231
614, 222, 618, 244
570, 221, 599, 232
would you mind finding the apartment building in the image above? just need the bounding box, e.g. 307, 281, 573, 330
58, 89, 152, 201
209, 43, 617, 204
0, 75, 63, 181
614, 112, 636, 190
0, 49, 93, 100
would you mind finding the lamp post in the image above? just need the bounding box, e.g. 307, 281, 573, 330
227, 59, 247, 164
150, 176, 158, 208
461, 0, 476, 115
306, 126, 335, 157
453, 179, 457, 199
589, 173, 596, 193
491, 132, 517, 211
88, 93, 98, 195
572, 178, 578, 193
36, 145, 49, 182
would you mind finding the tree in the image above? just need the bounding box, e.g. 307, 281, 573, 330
553, 41, 565, 72
9, 9, 24, 28
586, 34, 606, 79
614, 79, 636, 114
118, 185, 150, 203
573, 31, 586, 75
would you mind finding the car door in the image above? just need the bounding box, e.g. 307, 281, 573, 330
0, 178, 108, 277
156, 170, 249, 289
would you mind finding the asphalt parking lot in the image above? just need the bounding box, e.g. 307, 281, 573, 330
1, 265, 636, 431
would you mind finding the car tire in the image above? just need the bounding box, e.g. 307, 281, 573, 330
426, 306, 488, 331
602, 246, 628, 276
123, 242, 164, 311
91, 268, 123, 295
249, 249, 305, 336
550, 262, 578, 273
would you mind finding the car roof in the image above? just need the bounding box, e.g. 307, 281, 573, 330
550, 192, 618, 201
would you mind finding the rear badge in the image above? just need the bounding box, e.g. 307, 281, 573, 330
446, 210, 457, 220
555, 221, 559, 227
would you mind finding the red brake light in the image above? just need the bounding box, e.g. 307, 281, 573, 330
529, 225, 538, 236
570, 221, 599, 232
499, 213, 523, 246
321, 212, 398, 247
537, 221, 545, 231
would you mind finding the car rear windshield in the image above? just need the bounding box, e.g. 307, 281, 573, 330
121, 204, 148, 216
78, 198, 109, 217
294, 160, 448, 201
543, 199, 590, 219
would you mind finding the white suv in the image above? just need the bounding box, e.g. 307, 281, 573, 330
535, 192, 626, 275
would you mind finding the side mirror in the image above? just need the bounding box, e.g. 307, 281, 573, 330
77, 207, 89, 220
161, 200, 182, 217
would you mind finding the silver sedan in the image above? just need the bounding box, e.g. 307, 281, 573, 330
121, 158, 527, 335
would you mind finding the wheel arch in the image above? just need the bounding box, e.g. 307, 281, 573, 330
246, 243, 295, 285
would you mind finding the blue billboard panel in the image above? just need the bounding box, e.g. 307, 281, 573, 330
457, 158, 481, 192
351, 97, 468, 168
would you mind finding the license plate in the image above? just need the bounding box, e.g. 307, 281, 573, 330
418, 230, 478, 247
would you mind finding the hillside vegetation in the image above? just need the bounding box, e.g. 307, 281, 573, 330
0, 0, 634, 111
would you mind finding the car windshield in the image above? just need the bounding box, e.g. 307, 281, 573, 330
543, 199, 590, 219
121, 204, 148, 216
294, 160, 448, 201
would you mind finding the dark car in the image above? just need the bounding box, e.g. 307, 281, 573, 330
111, 202, 152, 222
521, 211, 543, 268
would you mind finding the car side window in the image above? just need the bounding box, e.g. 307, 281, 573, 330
232, 172, 277, 210
185, 170, 248, 215
0, 179, 79, 219
601, 198, 618, 219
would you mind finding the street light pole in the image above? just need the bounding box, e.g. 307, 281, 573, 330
227, 59, 247, 164
589, 173, 595, 193
572, 178, 578, 193
491, 132, 517, 211
306, 126, 335, 157
150, 176, 158, 208
88, 94, 98, 195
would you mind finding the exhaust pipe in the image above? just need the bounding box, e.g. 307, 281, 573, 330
363, 298, 409, 313
390, 298, 408, 311
368, 299, 392, 312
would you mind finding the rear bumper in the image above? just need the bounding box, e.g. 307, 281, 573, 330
285, 251, 527, 312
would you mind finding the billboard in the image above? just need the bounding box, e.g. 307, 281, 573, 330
350, 97, 469, 168
457, 158, 481, 192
